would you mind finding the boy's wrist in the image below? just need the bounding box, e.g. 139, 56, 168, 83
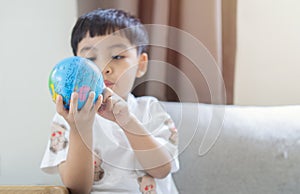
121, 114, 150, 136
116, 113, 135, 128
69, 121, 93, 136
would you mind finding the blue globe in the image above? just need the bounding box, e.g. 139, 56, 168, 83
49, 56, 104, 110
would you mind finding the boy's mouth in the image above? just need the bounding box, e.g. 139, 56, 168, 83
104, 80, 114, 87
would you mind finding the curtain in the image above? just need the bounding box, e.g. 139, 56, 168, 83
76, 0, 237, 104
222, 0, 237, 104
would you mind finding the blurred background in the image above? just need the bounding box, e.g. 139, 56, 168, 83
0, 0, 299, 185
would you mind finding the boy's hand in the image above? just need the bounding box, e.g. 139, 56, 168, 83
56, 92, 103, 132
97, 88, 132, 126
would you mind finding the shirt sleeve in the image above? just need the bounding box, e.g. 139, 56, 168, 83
140, 98, 180, 173
40, 113, 70, 174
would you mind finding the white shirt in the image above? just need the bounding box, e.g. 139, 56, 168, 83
41, 94, 179, 194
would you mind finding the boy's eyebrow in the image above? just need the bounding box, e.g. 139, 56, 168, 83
79, 44, 129, 54
108, 43, 129, 50
79, 46, 96, 53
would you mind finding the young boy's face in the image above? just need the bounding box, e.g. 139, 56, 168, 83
77, 33, 148, 99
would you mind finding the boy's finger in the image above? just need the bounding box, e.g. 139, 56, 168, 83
85, 91, 95, 111
69, 92, 78, 114
104, 96, 113, 112
56, 95, 67, 118
94, 95, 103, 113
102, 87, 113, 103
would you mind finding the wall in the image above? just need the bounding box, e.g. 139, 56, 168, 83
0, 0, 76, 184
234, 0, 300, 105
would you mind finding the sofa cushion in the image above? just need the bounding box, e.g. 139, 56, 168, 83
161, 102, 300, 194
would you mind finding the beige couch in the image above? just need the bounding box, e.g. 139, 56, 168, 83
1, 102, 300, 194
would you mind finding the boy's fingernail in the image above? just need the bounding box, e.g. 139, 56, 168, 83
56, 95, 60, 103
72, 92, 77, 98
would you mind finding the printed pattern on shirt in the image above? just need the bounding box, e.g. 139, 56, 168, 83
49, 122, 68, 153
164, 118, 178, 145
137, 175, 157, 194
94, 150, 104, 182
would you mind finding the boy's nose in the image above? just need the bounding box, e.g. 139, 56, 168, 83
102, 65, 112, 75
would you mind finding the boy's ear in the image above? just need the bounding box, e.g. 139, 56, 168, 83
136, 53, 148, 78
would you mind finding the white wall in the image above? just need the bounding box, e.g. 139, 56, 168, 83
0, 0, 77, 184
234, 0, 300, 105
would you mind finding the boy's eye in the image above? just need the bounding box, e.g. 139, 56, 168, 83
87, 57, 96, 62
112, 55, 124, 60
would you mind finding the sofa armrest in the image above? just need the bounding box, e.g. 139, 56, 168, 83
0, 186, 69, 194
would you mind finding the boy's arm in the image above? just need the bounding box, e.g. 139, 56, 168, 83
98, 88, 172, 179
58, 126, 93, 194
56, 93, 102, 194
122, 115, 172, 179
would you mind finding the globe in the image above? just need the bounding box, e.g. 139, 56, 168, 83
49, 56, 104, 110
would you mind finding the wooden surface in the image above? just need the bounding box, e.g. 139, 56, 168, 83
0, 186, 69, 194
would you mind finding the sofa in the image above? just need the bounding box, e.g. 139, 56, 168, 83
165, 102, 300, 194
1, 101, 300, 194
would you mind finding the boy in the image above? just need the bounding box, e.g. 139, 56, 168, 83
41, 9, 179, 194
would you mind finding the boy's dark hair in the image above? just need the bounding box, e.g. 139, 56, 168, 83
71, 8, 148, 56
